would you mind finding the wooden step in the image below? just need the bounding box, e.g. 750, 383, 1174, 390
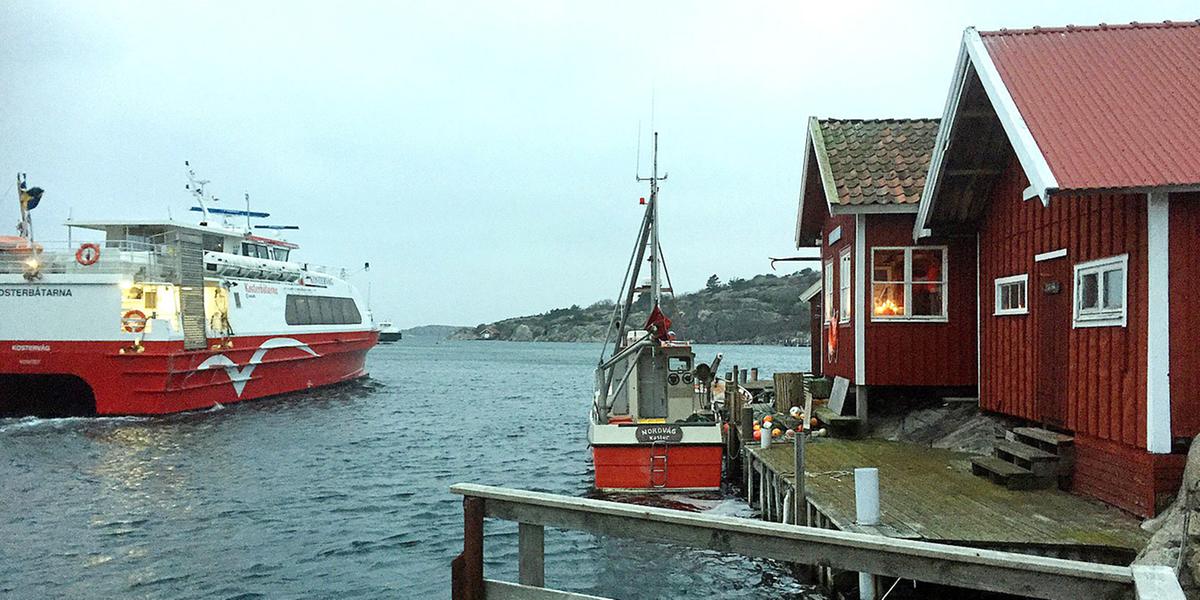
970, 456, 1052, 490
1009, 427, 1074, 453
993, 439, 1059, 477
812, 406, 864, 439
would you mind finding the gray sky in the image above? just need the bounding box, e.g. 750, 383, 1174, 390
2, 1, 1194, 327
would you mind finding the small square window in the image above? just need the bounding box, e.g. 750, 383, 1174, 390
994, 274, 1028, 316
1074, 254, 1127, 328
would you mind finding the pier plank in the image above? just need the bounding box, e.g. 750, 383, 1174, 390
748, 438, 1147, 552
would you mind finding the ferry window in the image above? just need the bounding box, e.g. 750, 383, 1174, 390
994, 274, 1028, 316
1074, 254, 1127, 328
241, 242, 254, 257
871, 246, 948, 321
668, 357, 691, 372
286, 295, 362, 325
273, 248, 290, 262
203, 235, 224, 252
256, 245, 270, 259
233, 292, 241, 309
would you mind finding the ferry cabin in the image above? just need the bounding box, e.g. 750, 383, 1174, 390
794, 118, 978, 414
916, 22, 1200, 516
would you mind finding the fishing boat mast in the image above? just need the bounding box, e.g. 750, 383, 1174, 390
639, 132, 666, 312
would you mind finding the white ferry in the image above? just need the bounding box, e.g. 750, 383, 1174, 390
0, 168, 379, 416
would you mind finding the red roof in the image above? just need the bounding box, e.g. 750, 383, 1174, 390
980, 21, 1200, 190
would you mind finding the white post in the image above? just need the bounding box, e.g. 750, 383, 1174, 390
856, 467, 880, 599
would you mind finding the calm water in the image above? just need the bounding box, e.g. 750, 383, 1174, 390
0, 339, 821, 599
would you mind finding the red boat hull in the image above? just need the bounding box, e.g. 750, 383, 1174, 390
592, 444, 723, 491
0, 331, 377, 415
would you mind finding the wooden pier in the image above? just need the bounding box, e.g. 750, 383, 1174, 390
449, 483, 1181, 600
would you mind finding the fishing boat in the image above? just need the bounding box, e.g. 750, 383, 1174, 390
0, 166, 379, 417
377, 321, 402, 342
588, 134, 725, 492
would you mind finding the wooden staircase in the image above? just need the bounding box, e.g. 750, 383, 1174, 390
970, 427, 1074, 490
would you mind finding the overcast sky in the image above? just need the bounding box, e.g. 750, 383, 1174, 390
2, 1, 1194, 327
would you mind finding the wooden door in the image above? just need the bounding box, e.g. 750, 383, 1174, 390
1035, 257, 1070, 427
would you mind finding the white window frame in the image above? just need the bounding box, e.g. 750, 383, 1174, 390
994, 274, 1029, 316
870, 246, 949, 322
823, 260, 834, 323
1073, 254, 1128, 328
838, 248, 852, 324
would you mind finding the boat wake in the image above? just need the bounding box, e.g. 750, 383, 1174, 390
0, 414, 148, 434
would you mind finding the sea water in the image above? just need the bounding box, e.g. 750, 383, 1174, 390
0, 338, 824, 599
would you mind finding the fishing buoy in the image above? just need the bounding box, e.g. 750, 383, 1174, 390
771, 428, 782, 438
722, 423, 730, 433
762, 415, 773, 422
810, 417, 818, 429
789, 406, 801, 418
752, 429, 762, 441
753, 424, 761, 431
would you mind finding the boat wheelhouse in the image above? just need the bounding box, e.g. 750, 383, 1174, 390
0, 169, 378, 416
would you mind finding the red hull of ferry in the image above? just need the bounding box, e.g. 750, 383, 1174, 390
592, 445, 723, 491
0, 331, 378, 415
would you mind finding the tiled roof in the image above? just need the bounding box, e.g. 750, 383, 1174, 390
812, 118, 940, 205
980, 20, 1200, 190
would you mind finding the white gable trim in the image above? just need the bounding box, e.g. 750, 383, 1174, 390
914, 39, 971, 240
914, 27, 1061, 239
964, 28, 1059, 206
795, 117, 837, 248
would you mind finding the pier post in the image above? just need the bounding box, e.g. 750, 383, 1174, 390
518, 522, 545, 587
794, 430, 807, 525
855, 468, 880, 599
451, 496, 485, 600
740, 406, 754, 451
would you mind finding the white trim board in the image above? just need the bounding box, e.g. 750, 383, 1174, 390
1146, 191, 1171, 454
1034, 248, 1067, 262
854, 214, 866, 386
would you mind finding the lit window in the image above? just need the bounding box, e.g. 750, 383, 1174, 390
994, 274, 1028, 316
839, 249, 851, 323
871, 247, 948, 321
823, 260, 834, 323
1074, 254, 1127, 328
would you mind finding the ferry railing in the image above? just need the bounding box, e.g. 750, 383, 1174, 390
450, 483, 1180, 600
0, 240, 179, 281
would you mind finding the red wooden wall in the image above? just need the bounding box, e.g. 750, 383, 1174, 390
864, 214, 977, 386
820, 214, 856, 381
978, 154, 1148, 450
1169, 192, 1200, 437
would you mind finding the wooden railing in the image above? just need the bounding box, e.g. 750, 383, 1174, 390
450, 483, 1183, 600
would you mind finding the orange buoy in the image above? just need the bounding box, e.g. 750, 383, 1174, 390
810, 417, 819, 429
771, 428, 782, 438
752, 429, 762, 441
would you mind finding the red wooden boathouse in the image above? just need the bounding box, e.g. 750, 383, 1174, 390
795, 118, 977, 413
916, 21, 1200, 516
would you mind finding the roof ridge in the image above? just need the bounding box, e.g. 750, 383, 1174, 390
816, 117, 939, 124
980, 19, 1200, 37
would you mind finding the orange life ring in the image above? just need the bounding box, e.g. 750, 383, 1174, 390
826, 321, 838, 362
121, 310, 147, 333
76, 243, 101, 266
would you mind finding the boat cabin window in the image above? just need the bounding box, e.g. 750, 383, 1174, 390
285, 295, 362, 325
202, 235, 225, 253
668, 357, 691, 372
272, 248, 290, 262
241, 242, 271, 260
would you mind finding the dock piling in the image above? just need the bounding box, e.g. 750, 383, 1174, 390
794, 430, 807, 526
855, 468, 880, 599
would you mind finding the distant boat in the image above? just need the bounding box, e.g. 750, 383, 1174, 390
378, 321, 402, 342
